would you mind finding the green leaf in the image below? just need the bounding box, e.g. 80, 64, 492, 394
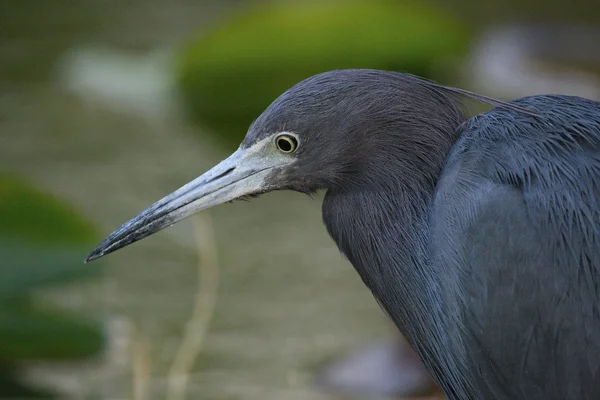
0, 174, 105, 396
0, 173, 98, 246
0, 369, 55, 399
0, 240, 101, 297
0, 306, 105, 361
177, 0, 471, 146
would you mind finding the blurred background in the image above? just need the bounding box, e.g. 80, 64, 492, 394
0, 0, 599, 399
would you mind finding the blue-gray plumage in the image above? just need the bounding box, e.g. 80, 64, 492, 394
85, 69, 600, 399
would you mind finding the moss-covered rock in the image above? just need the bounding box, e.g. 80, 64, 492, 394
177, 0, 470, 147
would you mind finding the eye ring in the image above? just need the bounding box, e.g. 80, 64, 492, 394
275, 133, 298, 153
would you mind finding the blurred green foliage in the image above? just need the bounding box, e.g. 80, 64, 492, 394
0, 175, 97, 246
0, 173, 105, 398
177, 0, 470, 146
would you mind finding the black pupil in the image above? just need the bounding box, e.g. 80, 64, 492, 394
278, 137, 294, 152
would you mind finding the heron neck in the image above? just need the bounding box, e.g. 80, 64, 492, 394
321, 125, 464, 395
322, 174, 443, 334
321, 118, 461, 324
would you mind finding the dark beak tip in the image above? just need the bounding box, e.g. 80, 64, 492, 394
84, 246, 105, 263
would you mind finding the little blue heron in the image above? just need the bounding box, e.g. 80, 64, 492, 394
86, 69, 600, 400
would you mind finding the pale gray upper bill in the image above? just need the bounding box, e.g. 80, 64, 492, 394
84, 141, 291, 263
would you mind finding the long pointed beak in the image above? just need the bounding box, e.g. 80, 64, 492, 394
85, 146, 282, 263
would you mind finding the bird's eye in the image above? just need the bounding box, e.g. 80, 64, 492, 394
275, 134, 298, 153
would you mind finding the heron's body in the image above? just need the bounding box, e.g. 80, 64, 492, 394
325, 94, 600, 399
87, 70, 600, 399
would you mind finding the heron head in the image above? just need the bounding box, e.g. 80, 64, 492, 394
85, 69, 463, 262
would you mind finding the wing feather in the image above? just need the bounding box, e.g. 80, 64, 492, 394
432, 95, 600, 399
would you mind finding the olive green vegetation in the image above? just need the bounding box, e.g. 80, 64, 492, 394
0, 173, 105, 398
0, 174, 97, 246
177, 0, 470, 146
442, 0, 600, 26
